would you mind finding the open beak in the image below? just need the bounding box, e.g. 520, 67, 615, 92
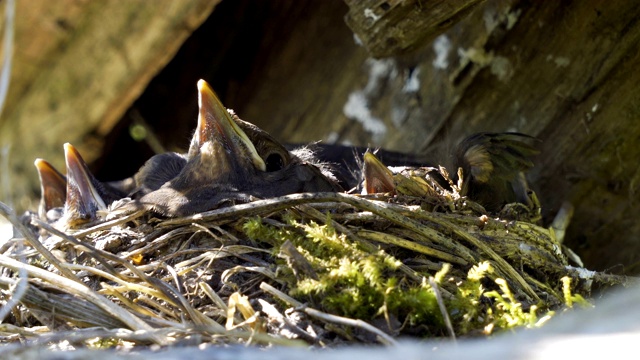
194, 79, 266, 172
362, 152, 395, 194
34, 158, 67, 217
118, 79, 340, 217
63, 143, 106, 225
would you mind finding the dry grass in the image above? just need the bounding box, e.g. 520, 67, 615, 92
0, 184, 634, 349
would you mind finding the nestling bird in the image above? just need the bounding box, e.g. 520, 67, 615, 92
300, 144, 434, 191
124, 92, 341, 200
360, 133, 539, 212
34, 158, 67, 220
454, 132, 538, 211
126, 152, 188, 198
59, 143, 127, 228
361, 151, 397, 195
47, 80, 534, 219
126, 79, 341, 217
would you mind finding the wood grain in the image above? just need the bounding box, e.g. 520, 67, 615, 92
344, 0, 486, 58
0, 0, 220, 209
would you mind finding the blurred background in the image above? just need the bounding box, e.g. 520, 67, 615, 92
1, 0, 639, 276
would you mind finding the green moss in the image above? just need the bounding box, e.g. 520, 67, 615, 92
244, 216, 443, 332
243, 217, 298, 248
561, 276, 592, 308
484, 278, 551, 330
244, 218, 581, 337
384, 278, 441, 326
452, 261, 562, 334
450, 262, 494, 334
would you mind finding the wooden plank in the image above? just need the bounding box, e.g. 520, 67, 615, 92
419, 1, 640, 272
0, 0, 220, 209
344, 0, 486, 58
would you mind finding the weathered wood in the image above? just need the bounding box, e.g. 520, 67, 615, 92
0, 0, 220, 210
409, 1, 640, 273
344, 0, 486, 58
233, 0, 640, 273
233, 2, 370, 145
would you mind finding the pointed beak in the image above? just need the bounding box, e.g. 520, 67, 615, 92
362, 152, 395, 194
194, 79, 266, 172
34, 158, 67, 217
63, 143, 106, 225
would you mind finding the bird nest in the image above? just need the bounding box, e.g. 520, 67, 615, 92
0, 174, 632, 349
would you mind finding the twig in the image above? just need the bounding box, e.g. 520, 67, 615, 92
258, 298, 320, 344
0, 232, 27, 322
32, 217, 124, 279
0, 323, 46, 338
429, 276, 456, 342
28, 326, 180, 346
357, 229, 467, 265
32, 216, 219, 329
122, 226, 196, 258
199, 282, 228, 312
0, 254, 158, 337
260, 282, 398, 346
158, 192, 478, 263
72, 209, 146, 238
0, 276, 128, 329
0, 202, 79, 280
372, 200, 540, 301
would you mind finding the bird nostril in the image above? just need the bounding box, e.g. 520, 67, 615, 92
265, 153, 285, 172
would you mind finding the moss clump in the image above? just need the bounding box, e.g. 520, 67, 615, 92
244, 216, 443, 331
561, 276, 592, 309
451, 261, 494, 334
450, 262, 595, 335
484, 278, 552, 330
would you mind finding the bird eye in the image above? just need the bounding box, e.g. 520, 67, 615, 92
265, 153, 285, 172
